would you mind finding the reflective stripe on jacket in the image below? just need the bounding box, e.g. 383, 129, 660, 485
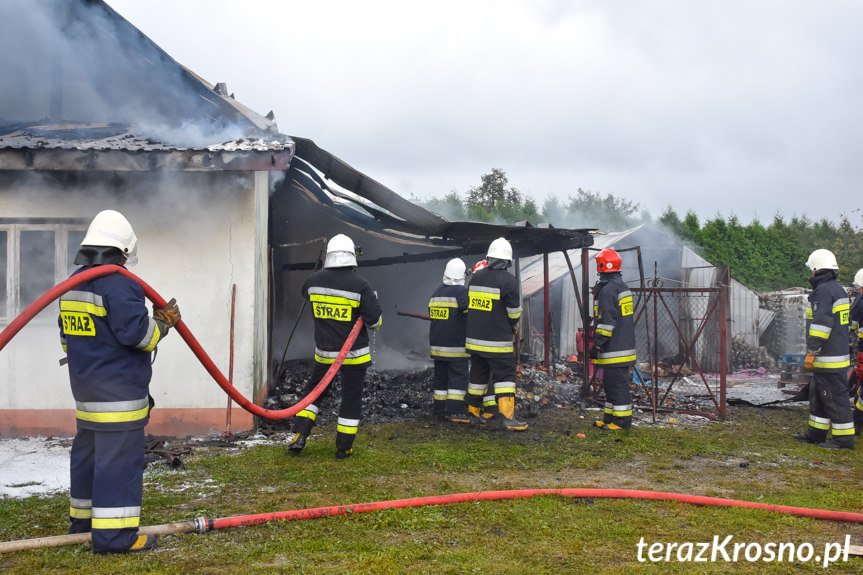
58, 265, 161, 431
465, 264, 521, 356
806, 270, 850, 372
591, 272, 636, 367
429, 283, 469, 360
302, 267, 382, 366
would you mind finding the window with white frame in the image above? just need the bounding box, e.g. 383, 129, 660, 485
0, 220, 88, 324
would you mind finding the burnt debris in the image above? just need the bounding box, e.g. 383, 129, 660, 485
259, 359, 590, 432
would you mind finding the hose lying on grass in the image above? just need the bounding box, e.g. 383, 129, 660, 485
0, 264, 362, 420
2, 488, 863, 553
2, 269, 862, 555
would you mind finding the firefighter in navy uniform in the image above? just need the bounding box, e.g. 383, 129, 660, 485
465, 237, 527, 431
850, 268, 863, 434
590, 248, 636, 430
795, 249, 855, 449
428, 258, 470, 422
58, 210, 181, 554
287, 234, 383, 460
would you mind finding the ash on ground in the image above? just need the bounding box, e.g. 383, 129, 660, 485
260, 360, 586, 433
260, 359, 795, 432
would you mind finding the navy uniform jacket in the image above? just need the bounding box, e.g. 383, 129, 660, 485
59, 265, 164, 431
592, 272, 636, 367
806, 270, 850, 372
465, 261, 521, 356
428, 283, 469, 360
302, 267, 383, 367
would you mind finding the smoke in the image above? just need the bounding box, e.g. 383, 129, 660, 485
0, 0, 254, 147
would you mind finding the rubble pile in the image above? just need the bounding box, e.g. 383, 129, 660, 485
731, 336, 778, 371
260, 360, 587, 431
260, 359, 731, 432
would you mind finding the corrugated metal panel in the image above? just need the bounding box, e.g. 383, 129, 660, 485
731, 278, 761, 347
758, 308, 776, 339
522, 226, 767, 357
520, 225, 643, 297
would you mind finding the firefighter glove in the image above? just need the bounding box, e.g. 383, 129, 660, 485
588, 346, 599, 359
803, 352, 816, 372
154, 298, 181, 327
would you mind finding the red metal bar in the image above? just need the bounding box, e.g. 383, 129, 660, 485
719, 268, 729, 418
543, 252, 550, 369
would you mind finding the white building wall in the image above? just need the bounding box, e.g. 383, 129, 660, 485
0, 171, 263, 430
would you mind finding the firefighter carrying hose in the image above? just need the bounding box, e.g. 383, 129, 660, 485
795, 249, 855, 449
465, 237, 527, 431
287, 234, 383, 460
590, 248, 636, 430
428, 258, 470, 423
58, 210, 181, 554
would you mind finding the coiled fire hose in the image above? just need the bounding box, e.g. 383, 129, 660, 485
0, 264, 362, 420
2, 488, 863, 553
2, 267, 863, 554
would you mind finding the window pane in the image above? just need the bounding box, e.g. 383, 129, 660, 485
20, 230, 55, 311
67, 230, 86, 275
0, 231, 7, 317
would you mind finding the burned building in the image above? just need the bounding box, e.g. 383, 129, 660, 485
0, 0, 594, 437
0, 0, 291, 436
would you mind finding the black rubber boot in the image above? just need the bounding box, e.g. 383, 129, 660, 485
794, 430, 827, 444
818, 436, 855, 450
287, 432, 307, 454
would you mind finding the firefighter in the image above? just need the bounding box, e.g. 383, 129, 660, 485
590, 248, 636, 430
848, 268, 863, 434
287, 234, 383, 460
795, 249, 855, 449
465, 237, 527, 431
428, 258, 470, 422
59, 210, 181, 554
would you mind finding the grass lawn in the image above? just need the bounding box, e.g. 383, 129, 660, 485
1, 404, 863, 574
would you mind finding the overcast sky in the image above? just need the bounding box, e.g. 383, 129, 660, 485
106, 0, 862, 226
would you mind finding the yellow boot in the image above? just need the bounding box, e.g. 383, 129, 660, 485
498, 397, 528, 431
467, 405, 485, 427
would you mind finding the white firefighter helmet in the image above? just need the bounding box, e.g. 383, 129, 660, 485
443, 258, 467, 285
324, 234, 357, 268
487, 237, 513, 261
805, 249, 838, 272
853, 268, 863, 288
81, 209, 138, 266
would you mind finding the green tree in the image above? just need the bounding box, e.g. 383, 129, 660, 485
420, 173, 863, 291
465, 168, 521, 212
422, 190, 465, 221
566, 188, 644, 230
659, 206, 686, 238
541, 195, 567, 227
464, 168, 538, 224
831, 215, 863, 283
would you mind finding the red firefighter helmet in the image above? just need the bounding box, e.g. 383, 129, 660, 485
596, 248, 622, 273
472, 259, 488, 273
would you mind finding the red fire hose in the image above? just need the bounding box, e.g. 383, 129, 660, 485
3, 268, 863, 555
2, 488, 863, 553
0, 265, 362, 420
